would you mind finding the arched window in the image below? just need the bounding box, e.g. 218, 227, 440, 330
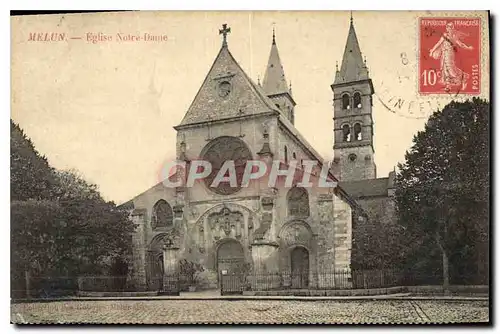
353, 92, 362, 109
292, 152, 297, 160
287, 187, 310, 217
342, 93, 350, 110
354, 123, 362, 141
342, 124, 351, 142
152, 200, 173, 229
284, 146, 288, 163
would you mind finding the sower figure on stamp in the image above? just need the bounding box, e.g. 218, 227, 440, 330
429, 22, 474, 92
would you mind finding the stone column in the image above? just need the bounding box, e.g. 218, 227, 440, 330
173, 203, 184, 225
316, 194, 335, 289
257, 126, 277, 240
131, 209, 147, 291
260, 191, 277, 241
268, 189, 279, 241
161, 241, 180, 295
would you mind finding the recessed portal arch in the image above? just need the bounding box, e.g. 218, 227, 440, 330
290, 246, 309, 288
216, 238, 245, 285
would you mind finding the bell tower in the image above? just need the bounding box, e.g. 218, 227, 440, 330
331, 15, 376, 181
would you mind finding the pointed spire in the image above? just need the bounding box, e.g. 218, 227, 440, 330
262, 27, 290, 96
334, 13, 369, 84
334, 60, 341, 83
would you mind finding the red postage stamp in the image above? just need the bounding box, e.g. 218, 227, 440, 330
419, 17, 481, 95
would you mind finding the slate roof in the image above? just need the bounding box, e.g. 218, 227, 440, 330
334, 18, 369, 85
262, 32, 290, 96
118, 200, 134, 210
340, 177, 390, 199
117, 172, 179, 209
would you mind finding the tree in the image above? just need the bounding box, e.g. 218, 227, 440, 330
56, 193, 135, 276
11, 200, 63, 276
11, 121, 136, 296
53, 169, 102, 201
10, 120, 58, 201
351, 213, 407, 270
36, 169, 136, 276
395, 98, 489, 287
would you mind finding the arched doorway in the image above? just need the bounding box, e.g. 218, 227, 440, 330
291, 246, 309, 288
147, 252, 164, 291
216, 239, 245, 286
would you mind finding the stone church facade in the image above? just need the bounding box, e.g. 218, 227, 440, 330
121, 19, 396, 291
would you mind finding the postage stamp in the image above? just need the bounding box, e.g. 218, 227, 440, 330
10, 11, 490, 325
419, 17, 481, 95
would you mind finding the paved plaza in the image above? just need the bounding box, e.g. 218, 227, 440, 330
11, 299, 489, 324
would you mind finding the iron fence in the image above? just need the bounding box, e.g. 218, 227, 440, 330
12, 276, 79, 298
13, 268, 464, 298
78, 276, 128, 292
351, 269, 403, 289
160, 274, 181, 295
147, 276, 163, 291
221, 269, 407, 293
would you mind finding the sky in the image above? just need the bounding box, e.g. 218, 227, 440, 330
11, 11, 490, 204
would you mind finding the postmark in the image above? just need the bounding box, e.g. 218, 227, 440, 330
418, 17, 481, 95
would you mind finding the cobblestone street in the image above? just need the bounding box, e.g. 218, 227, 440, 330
11, 299, 489, 324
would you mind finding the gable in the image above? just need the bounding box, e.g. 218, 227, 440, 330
178, 46, 279, 127
118, 173, 179, 209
